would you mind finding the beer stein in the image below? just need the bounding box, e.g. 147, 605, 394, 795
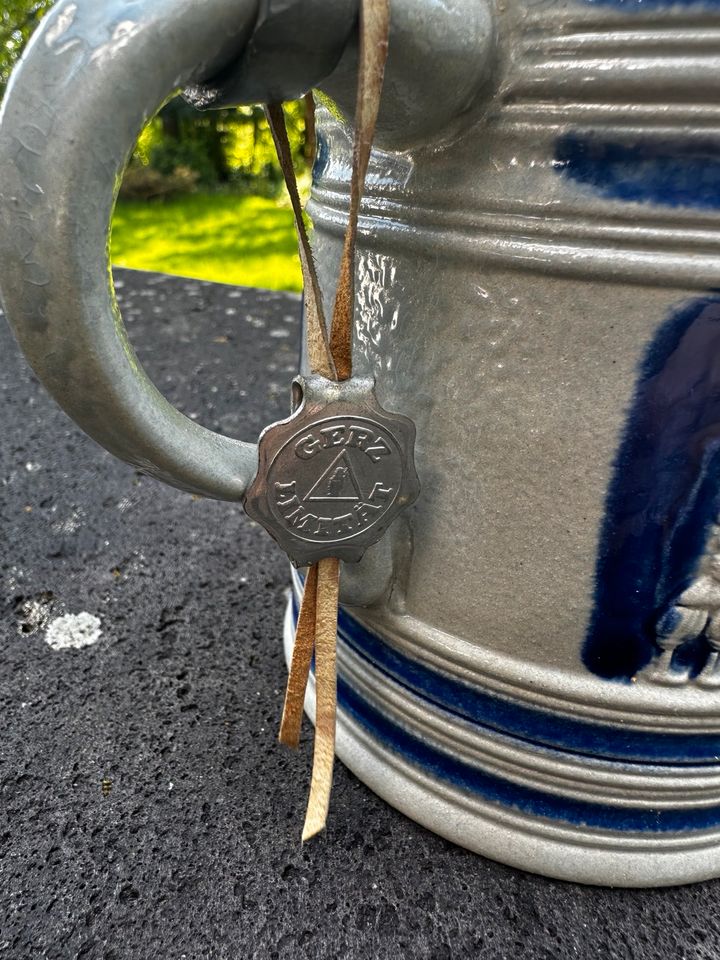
2, 0, 720, 887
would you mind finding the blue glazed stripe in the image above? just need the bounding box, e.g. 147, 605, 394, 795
338, 675, 720, 833
555, 134, 720, 211
292, 600, 720, 831
581, 0, 720, 10
335, 605, 720, 763
290, 595, 720, 763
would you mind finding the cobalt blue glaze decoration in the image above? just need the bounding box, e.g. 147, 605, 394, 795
293, 596, 720, 762
337, 678, 720, 834
584, 296, 720, 679
312, 130, 330, 185
582, 0, 720, 11
556, 135, 720, 211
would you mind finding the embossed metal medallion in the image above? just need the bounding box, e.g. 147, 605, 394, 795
243, 376, 420, 566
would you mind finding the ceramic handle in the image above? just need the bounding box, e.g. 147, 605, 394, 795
0, 0, 494, 501
0, 0, 328, 500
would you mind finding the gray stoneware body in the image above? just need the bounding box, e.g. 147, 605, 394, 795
1, 0, 719, 887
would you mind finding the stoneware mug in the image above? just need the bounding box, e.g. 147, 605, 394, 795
2, 0, 720, 887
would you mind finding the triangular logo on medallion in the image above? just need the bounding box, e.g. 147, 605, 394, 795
305, 450, 363, 501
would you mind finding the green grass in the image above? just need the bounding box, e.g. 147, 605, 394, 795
111, 193, 302, 292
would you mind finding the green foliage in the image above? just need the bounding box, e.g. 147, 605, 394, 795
0, 0, 52, 95
226, 101, 308, 177
125, 97, 310, 193
111, 193, 303, 292
148, 137, 217, 187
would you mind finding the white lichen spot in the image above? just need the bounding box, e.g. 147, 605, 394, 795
5, 565, 24, 593
45, 613, 102, 651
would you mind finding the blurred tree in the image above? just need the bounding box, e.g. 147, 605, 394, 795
124, 96, 311, 196
0, 0, 52, 96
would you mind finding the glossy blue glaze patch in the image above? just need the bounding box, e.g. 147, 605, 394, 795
555, 134, 720, 210
312, 130, 329, 185
338, 677, 720, 832
584, 296, 720, 679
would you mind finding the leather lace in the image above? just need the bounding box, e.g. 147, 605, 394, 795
265, 0, 390, 841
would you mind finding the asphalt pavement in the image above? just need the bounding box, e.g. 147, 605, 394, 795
1, 269, 719, 960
